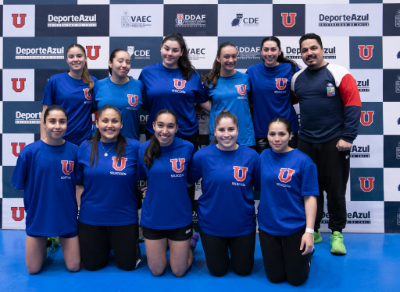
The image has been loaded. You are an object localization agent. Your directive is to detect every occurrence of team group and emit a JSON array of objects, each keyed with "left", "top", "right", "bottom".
[{"left": 11, "top": 32, "right": 362, "bottom": 286}]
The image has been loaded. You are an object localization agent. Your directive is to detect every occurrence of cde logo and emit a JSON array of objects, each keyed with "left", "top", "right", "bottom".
[
  {"left": 360, "top": 111, "right": 374, "bottom": 126},
  {"left": 173, "top": 79, "right": 186, "bottom": 90},
  {"left": 278, "top": 168, "right": 295, "bottom": 183},
  {"left": 128, "top": 95, "right": 139, "bottom": 107},
  {"left": 11, "top": 142, "right": 26, "bottom": 157},
  {"left": 359, "top": 45, "right": 374, "bottom": 60},
  {"left": 112, "top": 157, "right": 128, "bottom": 171},
  {"left": 275, "top": 78, "right": 288, "bottom": 90},
  {"left": 12, "top": 14, "right": 27, "bottom": 28},
  {"left": 170, "top": 158, "right": 185, "bottom": 173},
  {"left": 235, "top": 85, "right": 246, "bottom": 95},
  {"left": 86, "top": 46, "right": 101, "bottom": 60},
  {"left": 281, "top": 13, "right": 296, "bottom": 28},
  {"left": 12, "top": 78, "right": 26, "bottom": 93},
  {"left": 61, "top": 160, "right": 74, "bottom": 175},
  {"left": 11, "top": 207, "right": 25, "bottom": 221},
  {"left": 359, "top": 177, "right": 374, "bottom": 192},
  {"left": 82, "top": 88, "right": 92, "bottom": 101},
  {"left": 233, "top": 166, "right": 248, "bottom": 182}
]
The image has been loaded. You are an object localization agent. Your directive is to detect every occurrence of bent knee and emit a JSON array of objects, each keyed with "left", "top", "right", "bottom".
[
  {"left": 208, "top": 266, "right": 229, "bottom": 277},
  {"left": 27, "top": 265, "right": 42, "bottom": 275},
  {"left": 232, "top": 266, "right": 252, "bottom": 277},
  {"left": 287, "top": 275, "right": 308, "bottom": 286},
  {"left": 267, "top": 273, "right": 286, "bottom": 284},
  {"left": 149, "top": 266, "right": 165, "bottom": 277},
  {"left": 66, "top": 261, "right": 81, "bottom": 273}
]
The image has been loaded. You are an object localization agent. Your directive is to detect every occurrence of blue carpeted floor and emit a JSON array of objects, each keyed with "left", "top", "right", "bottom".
[{"left": 0, "top": 230, "right": 399, "bottom": 292}]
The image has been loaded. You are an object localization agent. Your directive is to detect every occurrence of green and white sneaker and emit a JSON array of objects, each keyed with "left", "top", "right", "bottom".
[
  {"left": 330, "top": 231, "right": 347, "bottom": 255},
  {"left": 314, "top": 230, "right": 322, "bottom": 244}
]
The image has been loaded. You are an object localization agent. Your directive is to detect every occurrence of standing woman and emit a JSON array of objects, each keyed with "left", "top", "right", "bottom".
[
  {"left": 188, "top": 110, "right": 260, "bottom": 277},
  {"left": 41, "top": 44, "right": 98, "bottom": 146},
  {"left": 202, "top": 42, "right": 255, "bottom": 147},
  {"left": 258, "top": 117, "right": 318, "bottom": 286},
  {"left": 12, "top": 105, "right": 80, "bottom": 274},
  {"left": 139, "top": 33, "right": 208, "bottom": 148},
  {"left": 137, "top": 109, "right": 196, "bottom": 277},
  {"left": 246, "top": 36, "right": 299, "bottom": 154},
  {"left": 76, "top": 105, "right": 142, "bottom": 271},
  {"left": 93, "top": 49, "right": 144, "bottom": 140}
]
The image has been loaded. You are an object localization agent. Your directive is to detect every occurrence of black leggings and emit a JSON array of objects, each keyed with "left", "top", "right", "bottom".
[
  {"left": 259, "top": 228, "right": 311, "bottom": 286},
  {"left": 78, "top": 221, "right": 141, "bottom": 271},
  {"left": 199, "top": 230, "right": 255, "bottom": 277}
]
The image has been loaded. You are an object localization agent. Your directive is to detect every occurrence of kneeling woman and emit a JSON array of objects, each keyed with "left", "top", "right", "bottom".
[
  {"left": 12, "top": 105, "right": 80, "bottom": 274},
  {"left": 76, "top": 105, "right": 142, "bottom": 271},
  {"left": 258, "top": 117, "right": 318, "bottom": 286},
  {"left": 188, "top": 111, "right": 261, "bottom": 276},
  {"left": 137, "top": 109, "right": 196, "bottom": 277}
]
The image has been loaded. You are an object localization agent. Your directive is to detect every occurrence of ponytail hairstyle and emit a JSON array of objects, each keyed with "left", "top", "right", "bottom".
[
  {"left": 66, "top": 44, "right": 94, "bottom": 91},
  {"left": 143, "top": 109, "right": 178, "bottom": 170},
  {"left": 161, "top": 33, "right": 195, "bottom": 80},
  {"left": 108, "top": 49, "right": 130, "bottom": 76},
  {"left": 211, "top": 110, "right": 239, "bottom": 144},
  {"left": 267, "top": 117, "right": 292, "bottom": 135},
  {"left": 43, "top": 105, "right": 68, "bottom": 124},
  {"left": 203, "top": 41, "right": 237, "bottom": 89},
  {"left": 261, "top": 36, "right": 300, "bottom": 74},
  {"left": 88, "top": 105, "right": 126, "bottom": 168}
]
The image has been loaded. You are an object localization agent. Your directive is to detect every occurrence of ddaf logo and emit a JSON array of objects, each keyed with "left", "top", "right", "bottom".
[
  {"left": 127, "top": 46, "right": 150, "bottom": 60},
  {"left": 351, "top": 145, "right": 370, "bottom": 158},
  {"left": 15, "top": 111, "right": 42, "bottom": 124},
  {"left": 11, "top": 142, "right": 26, "bottom": 157},
  {"left": 318, "top": 14, "right": 369, "bottom": 27},
  {"left": 357, "top": 79, "right": 370, "bottom": 92},
  {"left": 359, "top": 45, "right": 374, "bottom": 60},
  {"left": 281, "top": 13, "right": 296, "bottom": 28},
  {"left": 86, "top": 46, "right": 100, "bottom": 60},
  {"left": 359, "top": 177, "right": 374, "bottom": 192},
  {"left": 360, "top": 111, "right": 374, "bottom": 126},
  {"left": 15, "top": 47, "right": 64, "bottom": 59},
  {"left": 175, "top": 14, "right": 206, "bottom": 28},
  {"left": 12, "top": 78, "right": 26, "bottom": 92},
  {"left": 11, "top": 207, "right": 25, "bottom": 221},
  {"left": 121, "top": 11, "right": 152, "bottom": 28},
  {"left": 12, "top": 14, "right": 27, "bottom": 28},
  {"left": 236, "top": 46, "right": 260, "bottom": 60},
  {"left": 47, "top": 14, "right": 97, "bottom": 27}
]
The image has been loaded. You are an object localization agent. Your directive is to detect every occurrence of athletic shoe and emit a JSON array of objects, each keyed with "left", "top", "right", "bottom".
[
  {"left": 330, "top": 231, "right": 347, "bottom": 255},
  {"left": 47, "top": 237, "right": 60, "bottom": 252},
  {"left": 314, "top": 230, "right": 322, "bottom": 244},
  {"left": 190, "top": 233, "right": 199, "bottom": 251}
]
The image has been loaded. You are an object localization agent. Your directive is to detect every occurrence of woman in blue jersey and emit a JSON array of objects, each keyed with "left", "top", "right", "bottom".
[
  {"left": 201, "top": 42, "right": 255, "bottom": 147},
  {"left": 12, "top": 105, "right": 80, "bottom": 274},
  {"left": 258, "top": 117, "right": 318, "bottom": 286},
  {"left": 92, "top": 49, "right": 144, "bottom": 140},
  {"left": 76, "top": 105, "right": 142, "bottom": 271},
  {"left": 246, "top": 36, "right": 300, "bottom": 154},
  {"left": 188, "top": 110, "right": 260, "bottom": 277},
  {"left": 41, "top": 44, "right": 98, "bottom": 146},
  {"left": 137, "top": 109, "right": 196, "bottom": 277},
  {"left": 139, "top": 33, "right": 208, "bottom": 149}
]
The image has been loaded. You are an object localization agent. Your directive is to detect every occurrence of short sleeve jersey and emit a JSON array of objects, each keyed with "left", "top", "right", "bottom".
[
  {"left": 258, "top": 149, "right": 319, "bottom": 236},
  {"left": 139, "top": 63, "right": 208, "bottom": 137},
  {"left": 205, "top": 71, "right": 255, "bottom": 147},
  {"left": 42, "top": 72, "right": 98, "bottom": 145},
  {"left": 76, "top": 138, "right": 141, "bottom": 226},
  {"left": 11, "top": 140, "right": 79, "bottom": 237},
  {"left": 188, "top": 144, "right": 260, "bottom": 237},
  {"left": 92, "top": 77, "right": 144, "bottom": 140},
  {"left": 137, "top": 138, "right": 196, "bottom": 229}
]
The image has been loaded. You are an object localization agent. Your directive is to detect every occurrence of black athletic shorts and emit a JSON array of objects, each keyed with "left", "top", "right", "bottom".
[{"left": 142, "top": 223, "right": 193, "bottom": 241}]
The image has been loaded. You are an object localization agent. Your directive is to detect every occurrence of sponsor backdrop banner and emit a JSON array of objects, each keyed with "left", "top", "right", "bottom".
[{"left": 0, "top": 1, "right": 399, "bottom": 233}]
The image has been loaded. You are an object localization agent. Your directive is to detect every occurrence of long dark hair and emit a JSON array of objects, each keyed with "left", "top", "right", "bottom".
[
  {"left": 108, "top": 49, "right": 130, "bottom": 75},
  {"left": 211, "top": 110, "right": 239, "bottom": 144},
  {"left": 143, "top": 109, "right": 178, "bottom": 170},
  {"left": 267, "top": 117, "right": 292, "bottom": 135},
  {"left": 66, "top": 44, "right": 94, "bottom": 91},
  {"left": 203, "top": 41, "right": 237, "bottom": 89},
  {"left": 43, "top": 105, "right": 68, "bottom": 123},
  {"left": 89, "top": 105, "right": 126, "bottom": 168},
  {"left": 162, "top": 33, "right": 195, "bottom": 80},
  {"left": 261, "top": 36, "right": 299, "bottom": 73}
]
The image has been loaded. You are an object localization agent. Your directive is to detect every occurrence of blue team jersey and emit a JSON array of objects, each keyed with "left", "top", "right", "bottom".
[
  {"left": 205, "top": 71, "right": 255, "bottom": 147},
  {"left": 188, "top": 144, "right": 260, "bottom": 237},
  {"left": 139, "top": 62, "right": 208, "bottom": 138},
  {"left": 137, "top": 138, "right": 196, "bottom": 229},
  {"left": 258, "top": 149, "right": 319, "bottom": 236},
  {"left": 76, "top": 138, "right": 141, "bottom": 226},
  {"left": 246, "top": 63, "right": 299, "bottom": 138},
  {"left": 11, "top": 140, "right": 79, "bottom": 237},
  {"left": 92, "top": 77, "right": 144, "bottom": 140},
  {"left": 42, "top": 72, "right": 98, "bottom": 145}
]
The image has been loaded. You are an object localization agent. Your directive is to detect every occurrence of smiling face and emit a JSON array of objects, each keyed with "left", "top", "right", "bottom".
[
  {"left": 109, "top": 51, "right": 131, "bottom": 79},
  {"left": 160, "top": 40, "right": 183, "bottom": 69},
  {"left": 216, "top": 46, "right": 237, "bottom": 75},
  {"left": 267, "top": 122, "right": 293, "bottom": 153},
  {"left": 214, "top": 117, "right": 239, "bottom": 151},
  {"left": 261, "top": 40, "right": 281, "bottom": 68},
  {"left": 44, "top": 110, "right": 68, "bottom": 144},
  {"left": 96, "top": 109, "right": 123, "bottom": 143},
  {"left": 153, "top": 113, "right": 178, "bottom": 147},
  {"left": 66, "top": 46, "right": 87, "bottom": 74},
  {"left": 300, "top": 39, "right": 326, "bottom": 70}
]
